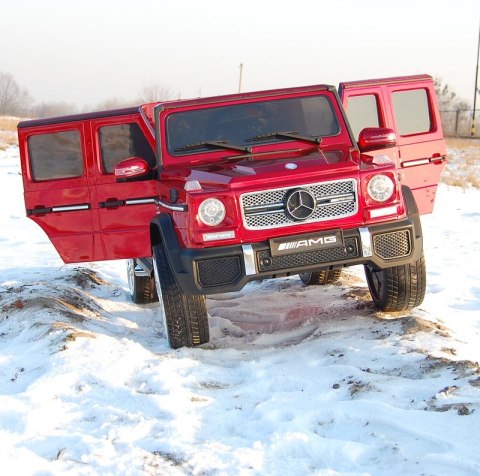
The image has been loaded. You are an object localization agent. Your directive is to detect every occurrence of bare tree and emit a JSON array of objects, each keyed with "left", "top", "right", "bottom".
[
  {"left": 88, "top": 97, "right": 138, "bottom": 112},
  {"left": 31, "top": 101, "right": 78, "bottom": 119},
  {"left": 0, "top": 71, "right": 32, "bottom": 116},
  {"left": 434, "top": 77, "right": 468, "bottom": 111},
  {"left": 138, "top": 82, "right": 173, "bottom": 103}
]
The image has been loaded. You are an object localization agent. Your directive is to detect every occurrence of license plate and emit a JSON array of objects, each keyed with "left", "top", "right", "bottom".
[{"left": 270, "top": 230, "right": 343, "bottom": 257}]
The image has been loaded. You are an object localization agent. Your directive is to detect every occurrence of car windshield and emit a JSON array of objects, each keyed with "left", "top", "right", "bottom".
[{"left": 166, "top": 95, "right": 340, "bottom": 155}]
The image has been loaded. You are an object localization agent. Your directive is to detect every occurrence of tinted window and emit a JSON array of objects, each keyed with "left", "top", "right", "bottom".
[
  {"left": 167, "top": 95, "right": 340, "bottom": 155},
  {"left": 346, "top": 94, "right": 380, "bottom": 140},
  {"left": 99, "top": 123, "right": 156, "bottom": 173},
  {"left": 392, "top": 89, "right": 431, "bottom": 135},
  {"left": 28, "top": 130, "right": 83, "bottom": 181}
]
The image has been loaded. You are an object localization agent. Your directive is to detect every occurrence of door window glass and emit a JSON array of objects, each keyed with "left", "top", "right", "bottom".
[
  {"left": 346, "top": 94, "right": 380, "bottom": 140},
  {"left": 392, "top": 89, "right": 431, "bottom": 135},
  {"left": 28, "top": 130, "right": 83, "bottom": 181},
  {"left": 99, "top": 123, "right": 156, "bottom": 173}
]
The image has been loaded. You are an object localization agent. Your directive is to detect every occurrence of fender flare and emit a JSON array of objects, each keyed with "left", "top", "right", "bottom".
[
  {"left": 150, "top": 213, "right": 188, "bottom": 276},
  {"left": 401, "top": 185, "right": 422, "bottom": 240}
]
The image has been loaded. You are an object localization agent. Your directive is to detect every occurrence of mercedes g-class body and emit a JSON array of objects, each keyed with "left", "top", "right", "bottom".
[{"left": 18, "top": 74, "right": 446, "bottom": 348}]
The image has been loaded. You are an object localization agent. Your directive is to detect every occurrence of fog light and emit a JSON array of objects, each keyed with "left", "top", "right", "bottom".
[{"left": 261, "top": 257, "right": 272, "bottom": 267}]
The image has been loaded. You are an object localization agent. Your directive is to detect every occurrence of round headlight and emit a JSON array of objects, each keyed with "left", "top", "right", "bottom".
[
  {"left": 198, "top": 198, "right": 226, "bottom": 226},
  {"left": 367, "top": 175, "right": 394, "bottom": 202}
]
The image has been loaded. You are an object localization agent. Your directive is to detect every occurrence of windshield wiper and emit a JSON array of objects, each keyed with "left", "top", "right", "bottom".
[
  {"left": 246, "top": 131, "right": 322, "bottom": 145},
  {"left": 174, "top": 140, "right": 252, "bottom": 153}
]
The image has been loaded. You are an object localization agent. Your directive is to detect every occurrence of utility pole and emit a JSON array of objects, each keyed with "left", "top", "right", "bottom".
[
  {"left": 238, "top": 63, "right": 243, "bottom": 93},
  {"left": 472, "top": 20, "right": 480, "bottom": 136}
]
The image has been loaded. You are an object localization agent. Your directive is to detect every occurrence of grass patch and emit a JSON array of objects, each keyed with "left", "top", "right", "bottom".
[
  {"left": 0, "top": 116, "right": 22, "bottom": 150},
  {"left": 0, "top": 116, "right": 21, "bottom": 132},
  {"left": 443, "top": 137, "right": 480, "bottom": 188}
]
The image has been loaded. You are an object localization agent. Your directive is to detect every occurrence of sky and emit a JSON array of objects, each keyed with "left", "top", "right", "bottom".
[{"left": 1, "top": 0, "right": 479, "bottom": 108}]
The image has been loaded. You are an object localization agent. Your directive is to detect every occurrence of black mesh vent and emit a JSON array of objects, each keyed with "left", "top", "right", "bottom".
[
  {"left": 257, "top": 237, "right": 358, "bottom": 272},
  {"left": 373, "top": 230, "right": 411, "bottom": 260},
  {"left": 197, "top": 256, "right": 242, "bottom": 287}
]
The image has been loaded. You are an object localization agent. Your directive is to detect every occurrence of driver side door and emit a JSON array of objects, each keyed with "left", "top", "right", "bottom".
[{"left": 90, "top": 115, "right": 159, "bottom": 260}]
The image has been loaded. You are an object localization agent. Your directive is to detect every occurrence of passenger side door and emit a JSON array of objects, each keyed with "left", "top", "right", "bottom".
[{"left": 339, "top": 75, "right": 446, "bottom": 214}]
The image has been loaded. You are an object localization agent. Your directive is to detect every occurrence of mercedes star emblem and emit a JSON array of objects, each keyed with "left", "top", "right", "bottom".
[{"left": 285, "top": 188, "right": 316, "bottom": 220}]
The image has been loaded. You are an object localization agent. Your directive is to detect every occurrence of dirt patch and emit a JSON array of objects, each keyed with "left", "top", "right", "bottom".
[
  {"left": 349, "top": 380, "right": 375, "bottom": 397},
  {"left": 52, "top": 322, "right": 96, "bottom": 342},
  {"left": 1, "top": 284, "right": 103, "bottom": 323},
  {"left": 401, "top": 316, "right": 450, "bottom": 337},
  {"left": 420, "top": 355, "right": 480, "bottom": 378},
  {"left": 426, "top": 401, "right": 473, "bottom": 415},
  {"left": 67, "top": 268, "right": 108, "bottom": 289},
  {"left": 342, "top": 286, "right": 375, "bottom": 312}
]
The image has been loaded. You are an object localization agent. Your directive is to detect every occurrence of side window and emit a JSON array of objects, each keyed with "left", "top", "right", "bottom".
[
  {"left": 28, "top": 130, "right": 83, "bottom": 181},
  {"left": 392, "top": 89, "right": 431, "bottom": 136},
  {"left": 346, "top": 94, "right": 381, "bottom": 140},
  {"left": 99, "top": 123, "right": 156, "bottom": 173}
]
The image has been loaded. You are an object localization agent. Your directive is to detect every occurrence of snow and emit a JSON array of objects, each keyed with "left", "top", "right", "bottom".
[{"left": 1, "top": 143, "right": 480, "bottom": 475}]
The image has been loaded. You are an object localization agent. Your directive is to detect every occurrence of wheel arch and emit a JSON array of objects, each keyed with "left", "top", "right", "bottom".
[{"left": 150, "top": 213, "right": 177, "bottom": 247}]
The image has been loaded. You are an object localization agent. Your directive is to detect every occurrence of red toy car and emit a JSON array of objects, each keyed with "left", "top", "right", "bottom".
[{"left": 18, "top": 74, "right": 446, "bottom": 348}]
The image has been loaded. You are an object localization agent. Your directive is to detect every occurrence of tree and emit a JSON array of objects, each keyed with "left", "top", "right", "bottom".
[
  {"left": 0, "top": 71, "right": 32, "bottom": 116},
  {"left": 89, "top": 97, "right": 138, "bottom": 112},
  {"left": 138, "top": 82, "right": 173, "bottom": 103},
  {"left": 32, "top": 101, "right": 78, "bottom": 118},
  {"left": 434, "top": 77, "right": 468, "bottom": 111}
]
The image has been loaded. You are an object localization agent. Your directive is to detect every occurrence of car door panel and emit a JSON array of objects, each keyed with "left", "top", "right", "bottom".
[
  {"left": 90, "top": 116, "right": 159, "bottom": 260},
  {"left": 340, "top": 75, "right": 446, "bottom": 215}
]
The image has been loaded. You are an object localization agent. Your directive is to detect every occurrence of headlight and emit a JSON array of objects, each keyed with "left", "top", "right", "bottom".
[
  {"left": 198, "top": 198, "right": 226, "bottom": 226},
  {"left": 367, "top": 175, "right": 394, "bottom": 202}
]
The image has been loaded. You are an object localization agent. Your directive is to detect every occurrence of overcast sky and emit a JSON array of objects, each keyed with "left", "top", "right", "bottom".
[{"left": 1, "top": 0, "right": 479, "bottom": 108}]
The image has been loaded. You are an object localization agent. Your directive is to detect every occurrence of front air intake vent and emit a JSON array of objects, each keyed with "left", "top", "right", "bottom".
[
  {"left": 373, "top": 230, "right": 411, "bottom": 260},
  {"left": 240, "top": 179, "right": 357, "bottom": 230}
]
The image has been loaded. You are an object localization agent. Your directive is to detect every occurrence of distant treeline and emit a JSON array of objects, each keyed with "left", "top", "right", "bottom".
[{"left": 0, "top": 71, "right": 174, "bottom": 118}]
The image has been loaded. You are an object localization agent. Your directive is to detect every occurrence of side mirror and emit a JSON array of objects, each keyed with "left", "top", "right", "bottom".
[
  {"left": 114, "top": 157, "right": 151, "bottom": 180},
  {"left": 358, "top": 127, "right": 396, "bottom": 152}
]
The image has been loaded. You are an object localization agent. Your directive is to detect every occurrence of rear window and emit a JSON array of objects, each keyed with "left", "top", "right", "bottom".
[
  {"left": 392, "top": 89, "right": 431, "bottom": 135},
  {"left": 28, "top": 130, "right": 83, "bottom": 181}
]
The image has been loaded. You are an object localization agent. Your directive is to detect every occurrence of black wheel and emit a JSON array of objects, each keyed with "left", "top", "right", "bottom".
[
  {"left": 127, "top": 259, "right": 157, "bottom": 304},
  {"left": 152, "top": 243, "right": 209, "bottom": 349},
  {"left": 364, "top": 253, "right": 426, "bottom": 312},
  {"left": 300, "top": 269, "right": 342, "bottom": 286}
]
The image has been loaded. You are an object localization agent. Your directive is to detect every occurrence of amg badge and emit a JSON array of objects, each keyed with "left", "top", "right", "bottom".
[{"left": 270, "top": 230, "right": 343, "bottom": 256}]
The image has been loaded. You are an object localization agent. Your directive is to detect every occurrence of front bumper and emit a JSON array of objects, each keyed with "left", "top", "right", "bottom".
[{"left": 164, "top": 209, "right": 423, "bottom": 296}]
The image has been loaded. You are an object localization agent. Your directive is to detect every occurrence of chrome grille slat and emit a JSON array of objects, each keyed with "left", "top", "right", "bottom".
[{"left": 240, "top": 179, "right": 357, "bottom": 230}]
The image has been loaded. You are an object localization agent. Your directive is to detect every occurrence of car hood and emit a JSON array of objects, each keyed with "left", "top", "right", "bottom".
[{"left": 161, "top": 147, "right": 358, "bottom": 191}]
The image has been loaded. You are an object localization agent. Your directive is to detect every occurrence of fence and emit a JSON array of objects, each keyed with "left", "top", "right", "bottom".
[{"left": 440, "top": 109, "right": 480, "bottom": 137}]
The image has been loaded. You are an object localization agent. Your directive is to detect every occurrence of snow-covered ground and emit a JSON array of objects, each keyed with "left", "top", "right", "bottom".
[{"left": 1, "top": 143, "right": 480, "bottom": 475}]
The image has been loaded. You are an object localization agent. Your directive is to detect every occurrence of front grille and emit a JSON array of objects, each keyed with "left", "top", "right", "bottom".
[
  {"left": 197, "top": 257, "right": 241, "bottom": 287},
  {"left": 257, "top": 237, "right": 359, "bottom": 272},
  {"left": 240, "top": 179, "right": 357, "bottom": 230},
  {"left": 373, "top": 230, "right": 411, "bottom": 260}
]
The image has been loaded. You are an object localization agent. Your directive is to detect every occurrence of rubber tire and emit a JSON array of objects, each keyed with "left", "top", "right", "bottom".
[
  {"left": 300, "top": 269, "right": 342, "bottom": 286},
  {"left": 152, "top": 243, "right": 209, "bottom": 349},
  {"left": 127, "top": 259, "right": 157, "bottom": 304},
  {"left": 364, "top": 252, "right": 426, "bottom": 312}
]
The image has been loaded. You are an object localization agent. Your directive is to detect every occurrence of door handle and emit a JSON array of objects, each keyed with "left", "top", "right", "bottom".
[{"left": 99, "top": 198, "right": 126, "bottom": 209}]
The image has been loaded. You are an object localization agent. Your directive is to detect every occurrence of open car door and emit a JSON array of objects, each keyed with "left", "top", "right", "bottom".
[{"left": 339, "top": 74, "right": 446, "bottom": 215}]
